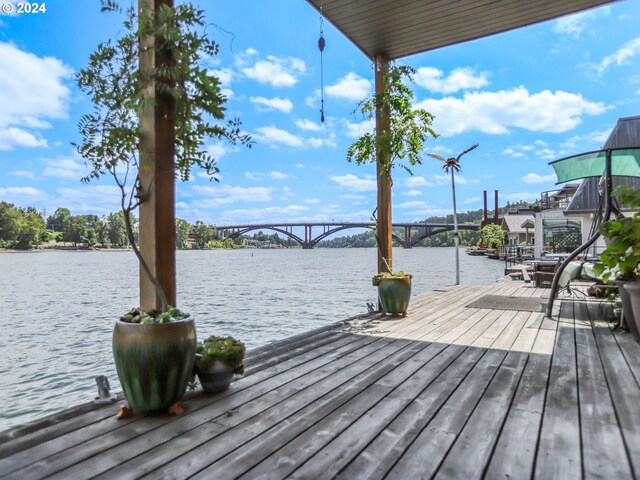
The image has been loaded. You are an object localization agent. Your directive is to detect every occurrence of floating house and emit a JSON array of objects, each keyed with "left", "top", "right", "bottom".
[{"left": 533, "top": 115, "right": 640, "bottom": 258}]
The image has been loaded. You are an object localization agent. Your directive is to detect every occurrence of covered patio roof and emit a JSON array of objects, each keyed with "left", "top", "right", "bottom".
[{"left": 305, "top": 0, "right": 616, "bottom": 60}]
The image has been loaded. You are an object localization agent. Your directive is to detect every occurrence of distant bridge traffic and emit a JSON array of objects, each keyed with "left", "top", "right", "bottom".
[{"left": 216, "top": 222, "right": 480, "bottom": 249}]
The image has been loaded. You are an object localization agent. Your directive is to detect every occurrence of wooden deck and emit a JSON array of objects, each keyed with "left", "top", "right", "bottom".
[{"left": 1, "top": 280, "right": 640, "bottom": 479}]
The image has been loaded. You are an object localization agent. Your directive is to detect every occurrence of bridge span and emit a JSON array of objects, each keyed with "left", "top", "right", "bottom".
[{"left": 215, "top": 222, "right": 480, "bottom": 249}]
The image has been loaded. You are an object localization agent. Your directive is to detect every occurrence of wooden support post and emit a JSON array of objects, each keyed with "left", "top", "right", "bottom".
[
  {"left": 375, "top": 56, "right": 392, "bottom": 274},
  {"left": 138, "top": 0, "right": 177, "bottom": 310}
]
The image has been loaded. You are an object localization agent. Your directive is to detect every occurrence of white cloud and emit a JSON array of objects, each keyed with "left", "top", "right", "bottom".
[
  {"left": 242, "top": 55, "right": 305, "bottom": 88},
  {"left": 253, "top": 125, "right": 334, "bottom": 149},
  {"left": 304, "top": 198, "right": 320, "bottom": 204},
  {"left": 522, "top": 173, "right": 557, "bottom": 184},
  {"left": 308, "top": 133, "right": 337, "bottom": 148},
  {"left": 536, "top": 148, "right": 559, "bottom": 160},
  {"left": 553, "top": 7, "right": 610, "bottom": 38},
  {"left": 250, "top": 96, "right": 293, "bottom": 113},
  {"left": 330, "top": 174, "right": 376, "bottom": 192},
  {"left": 209, "top": 67, "right": 234, "bottom": 85},
  {"left": 192, "top": 184, "right": 273, "bottom": 206},
  {"left": 406, "top": 176, "right": 433, "bottom": 188},
  {"left": 0, "top": 186, "right": 48, "bottom": 204},
  {"left": 294, "top": 163, "right": 305, "bottom": 169},
  {"left": 403, "top": 189, "right": 422, "bottom": 196},
  {"left": 279, "top": 186, "right": 294, "bottom": 199},
  {"left": 221, "top": 204, "right": 309, "bottom": 223},
  {"left": 254, "top": 125, "right": 304, "bottom": 148},
  {"left": 344, "top": 119, "right": 375, "bottom": 138},
  {"left": 304, "top": 90, "right": 321, "bottom": 108},
  {"left": 295, "top": 119, "right": 323, "bottom": 131},
  {"left": 501, "top": 192, "right": 541, "bottom": 202},
  {"left": 463, "top": 196, "right": 482, "bottom": 204},
  {"left": 414, "top": 66, "right": 489, "bottom": 94},
  {"left": 0, "top": 43, "right": 72, "bottom": 150},
  {"left": 10, "top": 170, "right": 35, "bottom": 180},
  {"left": 326, "top": 72, "right": 372, "bottom": 101},
  {"left": 561, "top": 129, "right": 611, "bottom": 149},
  {"left": 208, "top": 67, "right": 235, "bottom": 98},
  {"left": 244, "top": 172, "right": 262, "bottom": 181},
  {"left": 502, "top": 147, "right": 525, "bottom": 158},
  {"left": 397, "top": 201, "right": 428, "bottom": 209},
  {"left": 270, "top": 171, "right": 289, "bottom": 179},
  {"left": 596, "top": 37, "right": 640, "bottom": 74},
  {"left": 53, "top": 185, "right": 122, "bottom": 215},
  {"left": 434, "top": 174, "right": 478, "bottom": 185},
  {"left": 42, "top": 157, "right": 88, "bottom": 180},
  {"left": 339, "top": 194, "right": 367, "bottom": 200},
  {"left": 207, "top": 141, "right": 237, "bottom": 161},
  {"left": 416, "top": 86, "right": 608, "bottom": 136},
  {"left": 0, "top": 127, "right": 47, "bottom": 150}
]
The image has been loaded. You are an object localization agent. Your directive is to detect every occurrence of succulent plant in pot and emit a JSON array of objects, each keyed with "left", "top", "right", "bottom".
[
  {"left": 194, "top": 336, "right": 246, "bottom": 393},
  {"left": 75, "top": 1, "right": 251, "bottom": 415},
  {"left": 594, "top": 186, "right": 640, "bottom": 339}
]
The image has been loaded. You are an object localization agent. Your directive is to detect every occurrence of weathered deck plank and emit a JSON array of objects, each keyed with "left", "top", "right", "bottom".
[
  {"left": 2, "top": 281, "right": 639, "bottom": 480},
  {"left": 435, "top": 350, "right": 529, "bottom": 479},
  {"left": 574, "top": 301, "right": 632, "bottom": 479},
  {"left": 590, "top": 303, "right": 640, "bottom": 474},
  {"left": 534, "top": 301, "right": 581, "bottom": 480},
  {"left": 93, "top": 337, "right": 423, "bottom": 480}
]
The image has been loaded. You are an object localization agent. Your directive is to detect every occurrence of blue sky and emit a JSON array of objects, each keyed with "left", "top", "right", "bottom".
[{"left": 0, "top": 1, "right": 639, "bottom": 226}]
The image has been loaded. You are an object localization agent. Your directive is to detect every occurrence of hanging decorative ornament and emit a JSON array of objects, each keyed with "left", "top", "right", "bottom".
[{"left": 318, "top": 14, "right": 326, "bottom": 123}]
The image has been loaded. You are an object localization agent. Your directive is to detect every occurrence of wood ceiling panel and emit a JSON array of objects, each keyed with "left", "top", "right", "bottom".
[{"left": 306, "top": 0, "right": 618, "bottom": 59}]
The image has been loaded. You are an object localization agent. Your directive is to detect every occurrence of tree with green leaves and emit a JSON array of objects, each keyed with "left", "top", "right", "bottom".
[
  {"left": 0, "top": 203, "right": 47, "bottom": 249},
  {"left": 347, "top": 64, "right": 437, "bottom": 273},
  {"left": 74, "top": 1, "right": 252, "bottom": 311},
  {"left": 347, "top": 65, "right": 437, "bottom": 176},
  {"left": 47, "top": 207, "right": 71, "bottom": 234},
  {"left": 175, "top": 218, "right": 191, "bottom": 249},
  {"left": 106, "top": 212, "right": 129, "bottom": 247},
  {"left": 191, "top": 221, "right": 215, "bottom": 249},
  {"left": 480, "top": 223, "right": 506, "bottom": 249}
]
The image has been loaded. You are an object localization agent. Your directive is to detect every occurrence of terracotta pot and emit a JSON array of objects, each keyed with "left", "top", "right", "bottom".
[
  {"left": 621, "top": 281, "right": 640, "bottom": 341},
  {"left": 113, "top": 318, "right": 197, "bottom": 412},
  {"left": 378, "top": 276, "right": 412, "bottom": 316},
  {"left": 196, "top": 359, "right": 234, "bottom": 393}
]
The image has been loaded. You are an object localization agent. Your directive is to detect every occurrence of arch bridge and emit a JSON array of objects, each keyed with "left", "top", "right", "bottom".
[{"left": 215, "top": 222, "right": 480, "bottom": 249}]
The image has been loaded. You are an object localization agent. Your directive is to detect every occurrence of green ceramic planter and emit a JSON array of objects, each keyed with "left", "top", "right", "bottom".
[
  {"left": 113, "top": 318, "right": 197, "bottom": 412},
  {"left": 378, "top": 276, "right": 412, "bottom": 316}
]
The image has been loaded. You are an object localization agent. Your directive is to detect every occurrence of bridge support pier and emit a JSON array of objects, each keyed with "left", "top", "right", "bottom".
[{"left": 402, "top": 226, "right": 412, "bottom": 249}]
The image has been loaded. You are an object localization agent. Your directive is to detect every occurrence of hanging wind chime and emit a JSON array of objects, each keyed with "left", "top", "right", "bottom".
[{"left": 318, "top": 12, "right": 326, "bottom": 123}]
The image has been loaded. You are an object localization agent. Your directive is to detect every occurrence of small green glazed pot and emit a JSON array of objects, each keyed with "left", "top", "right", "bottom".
[
  {"left": 196, "top": 360, "right": 234, "bottom": 393},
  {"left": 378, "top": 276, "right": 412, "bottom": 316},
  {"left": 113, "top": 318, "right": 197, "bottom": 412}
]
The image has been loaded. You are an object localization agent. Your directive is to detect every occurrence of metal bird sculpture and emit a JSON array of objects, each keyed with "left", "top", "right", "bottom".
[{"left": 427, "top": 143, "right": 479, "bottom": 173}]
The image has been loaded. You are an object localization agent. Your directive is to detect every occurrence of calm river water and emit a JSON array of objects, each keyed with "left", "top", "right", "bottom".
[{"left": 0, "top": 247, "right": 504, "bottom": 430}]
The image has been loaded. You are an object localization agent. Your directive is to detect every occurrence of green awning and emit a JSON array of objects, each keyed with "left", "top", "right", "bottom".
[{"left": 550, "top": 148, "right": 640, "bottom": 184}]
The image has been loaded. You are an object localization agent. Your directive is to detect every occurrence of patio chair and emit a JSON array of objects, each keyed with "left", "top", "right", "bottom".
[
  {"left": 555, "top": 261, "right": 586, "bottom": 297},
  {"left": 534, "top": 259, "right": 560, "bottom": 288}
]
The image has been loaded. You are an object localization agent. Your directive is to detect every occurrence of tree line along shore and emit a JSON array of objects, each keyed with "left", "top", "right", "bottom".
[{"left": 0, "top": 201, "right": 524, "bottom": 251}]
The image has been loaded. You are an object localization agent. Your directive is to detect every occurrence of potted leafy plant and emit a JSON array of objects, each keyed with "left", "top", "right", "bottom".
[
  {"left": 194, "top": 335, "right": 246, "bottom": 393},
  {"left": 594, "top": 186, "right": 640, "bottom": 339},
  {"left": 75, "top": 1, "right": 251, "bottom": 415},
  {"left": 347, "top": 64, "right": 436, "bottom": 315}
]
